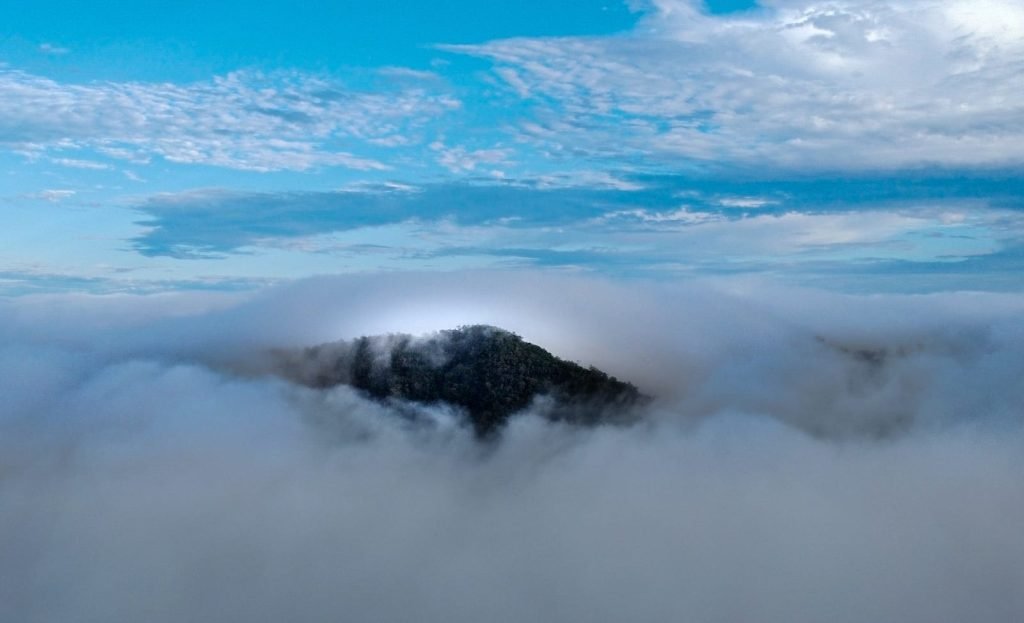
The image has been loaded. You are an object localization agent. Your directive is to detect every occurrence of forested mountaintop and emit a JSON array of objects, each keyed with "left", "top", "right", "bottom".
[{"left": 276, "top": 325, "right": 647, "bottom": 436}]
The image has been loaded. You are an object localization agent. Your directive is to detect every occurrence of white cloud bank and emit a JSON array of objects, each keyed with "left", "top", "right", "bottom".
[
  {"left": 1, "top": 273, "right": 1023, "bottom": 622},
  {"left": 454, "top": 0, "right": 1024, "bottom": 169}
]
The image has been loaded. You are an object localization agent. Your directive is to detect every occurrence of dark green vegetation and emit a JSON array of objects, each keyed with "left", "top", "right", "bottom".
[{"left": 282, "top": 325, "right": 647, "bottom": 436}]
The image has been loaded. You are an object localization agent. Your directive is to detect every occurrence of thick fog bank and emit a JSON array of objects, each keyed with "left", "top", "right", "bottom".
[{"left": 1, "top": 274, "right": 1023, "bottom": 622}]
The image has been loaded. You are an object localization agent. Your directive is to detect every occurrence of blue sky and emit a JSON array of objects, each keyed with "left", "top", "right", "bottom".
[{"left": 2, "top": 0, "right": 1023, "bottom": 294}]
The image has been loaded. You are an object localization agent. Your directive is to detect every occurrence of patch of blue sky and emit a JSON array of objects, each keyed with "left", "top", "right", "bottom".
[
  {"left": 703, "top": 0, "right": 759, "bottom": 13},
  {"left": 3, "top": 0, "right": 640, "bottom": 81},
  {"left": 0, "top": 200, "right": 142, "bottom": 270}
]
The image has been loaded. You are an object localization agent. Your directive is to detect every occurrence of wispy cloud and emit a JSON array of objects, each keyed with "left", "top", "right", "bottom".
[
  {"left": 38, "top": 42, "right": 70, "bottom": 55},
  {"left": 50, "top": 157, "right": 111, "bottom": 170},
  {"left": 29, "top": 189, "right": 76, "bottom": 202}
]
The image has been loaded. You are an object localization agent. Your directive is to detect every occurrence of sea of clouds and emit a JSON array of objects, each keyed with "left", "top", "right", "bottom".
[{"left": 2, "top": 272, "right": 1022, "bottom": 622}]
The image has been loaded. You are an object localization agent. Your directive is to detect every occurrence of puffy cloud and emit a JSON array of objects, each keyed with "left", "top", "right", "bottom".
[
  {"left": 1, "top": 273, "right": 1023, "bottom": 622},
  {"left": 452, "top": 0, "right": 1024, "bottom": 170}
]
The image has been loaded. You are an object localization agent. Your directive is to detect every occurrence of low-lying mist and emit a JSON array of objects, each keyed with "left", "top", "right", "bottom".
[{"left": 2, "top": 273, "right": 1022, "bottom": 623}]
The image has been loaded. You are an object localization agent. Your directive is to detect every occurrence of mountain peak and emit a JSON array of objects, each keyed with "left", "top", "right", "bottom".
[{"left": 275, "top": 325, "right": 647, "bottom": 436}]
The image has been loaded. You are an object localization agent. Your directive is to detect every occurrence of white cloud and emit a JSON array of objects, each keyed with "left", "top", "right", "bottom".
[
  {"left": 452, "top": 0, "right": 1024, "bottom": 170},
  {"left": 0, "top": 69, "right": 460, "bottom": 172},
  {"left": 50, "top": 157, "right": 111, "bottom": 170},
  {"left": 530, "top": 170, "right": 647, "bottom": 190},
  {"left": 718, "top": 197, "right": 777, "bottom": 209},
  {"left": 377, "top": 66, "right": 442, "bottom": 81},
  {"left": 595, "top": 206, "right": 722, "bottom": 225}
]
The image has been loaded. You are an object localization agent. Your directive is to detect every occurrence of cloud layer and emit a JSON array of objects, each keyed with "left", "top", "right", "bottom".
[
  {"left": 0, "top": 68, "right": 458, "bottom": 171},
  {"left": 2, "top": 273, "right": 1023, "bottom": 622}
]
